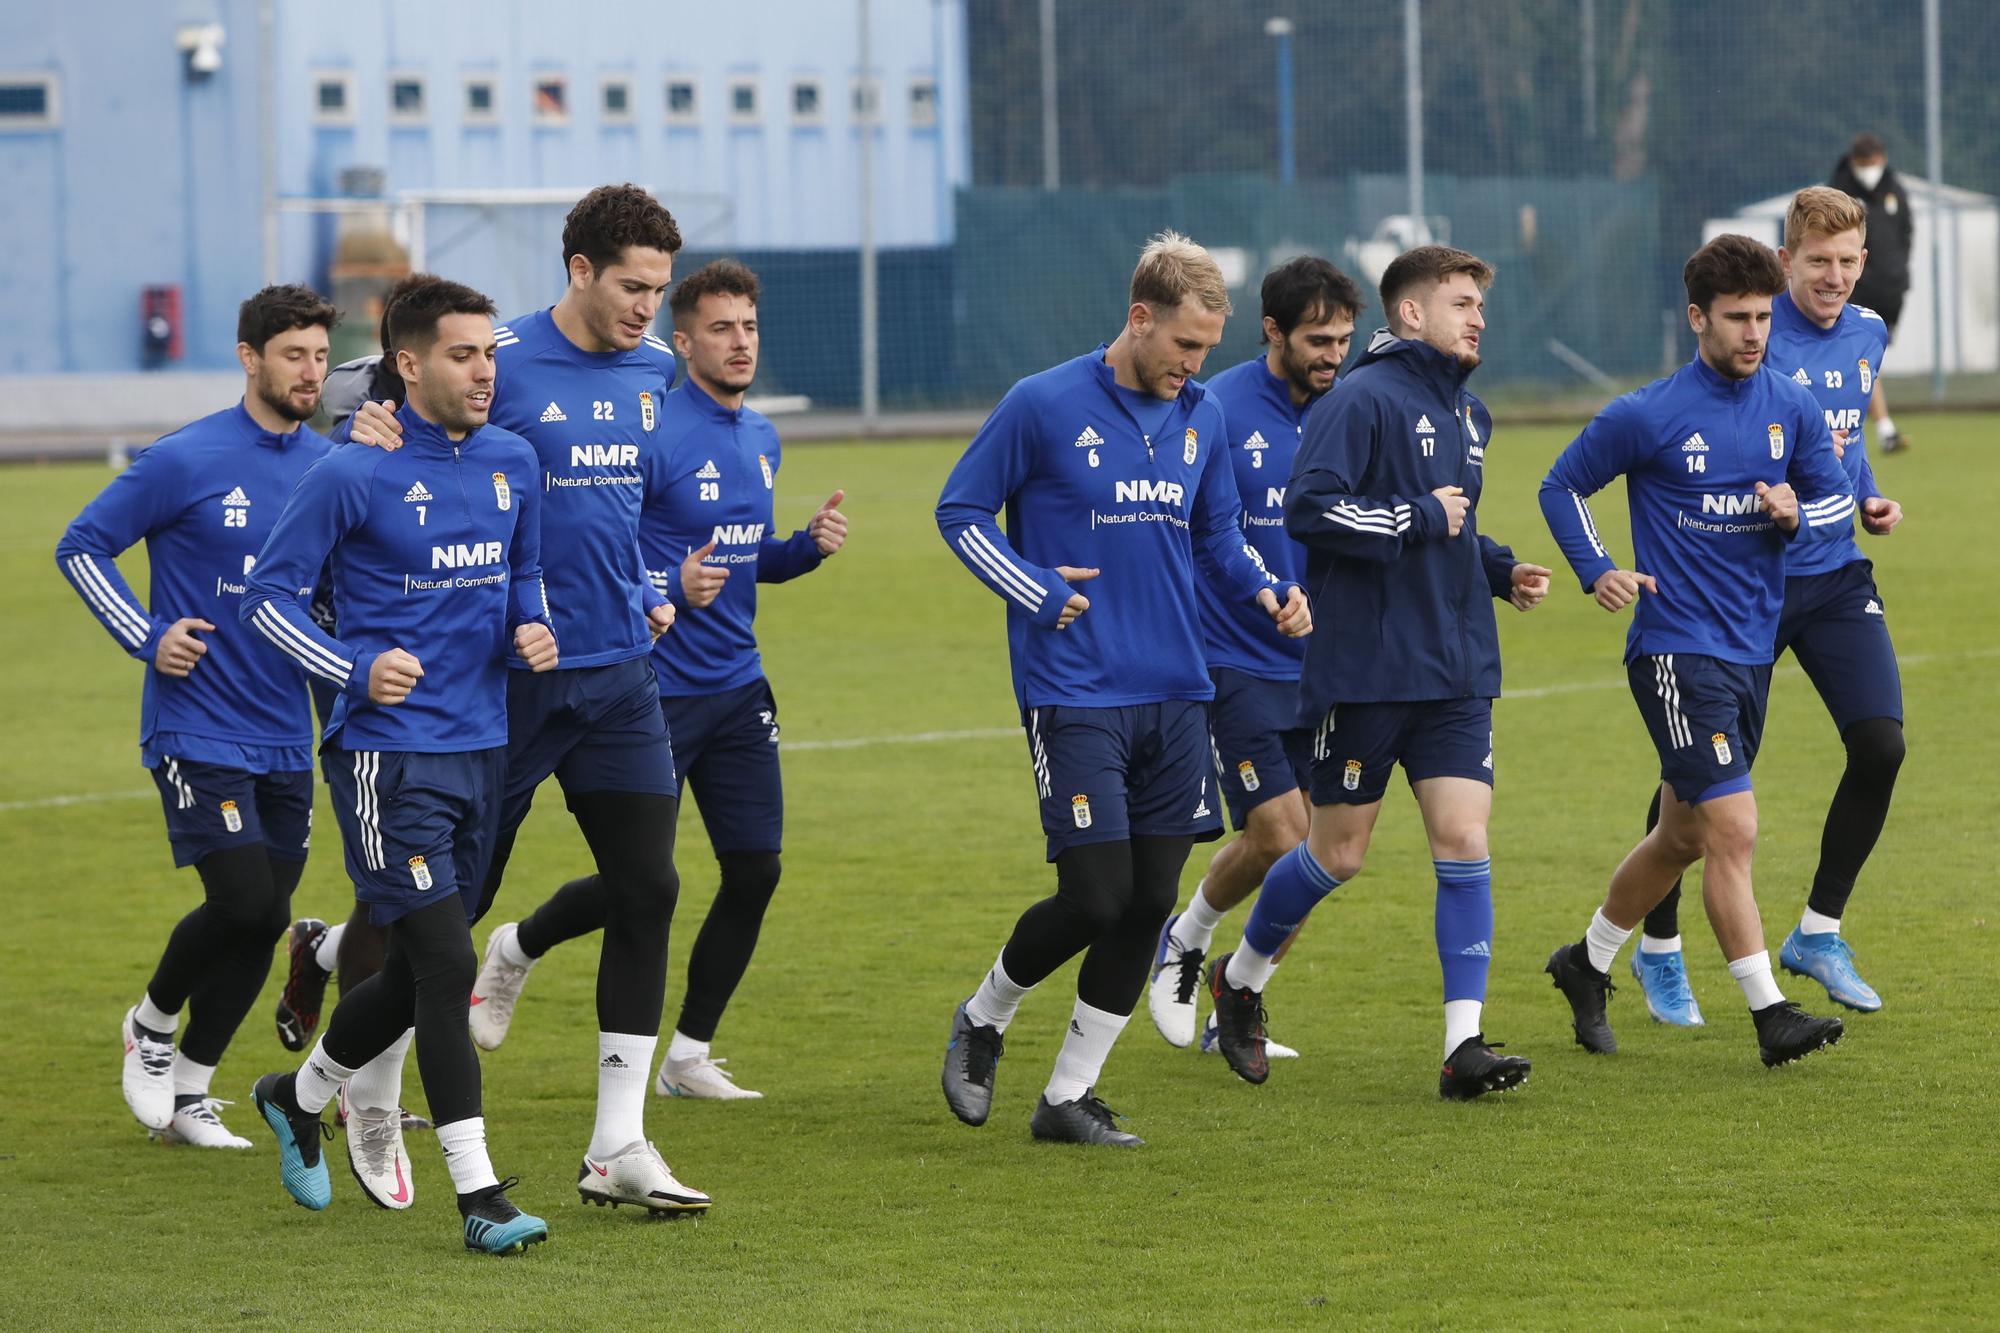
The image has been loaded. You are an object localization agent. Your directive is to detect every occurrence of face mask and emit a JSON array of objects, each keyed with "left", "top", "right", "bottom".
[{"left": 1853, "top": 162, "right": 1886, "bottom": 191}]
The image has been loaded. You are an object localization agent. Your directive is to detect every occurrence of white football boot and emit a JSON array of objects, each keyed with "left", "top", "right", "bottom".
[
  {"left": 345, "top": 1101, "right": 416, "bottom": 1209},
  {"left": 1146, "top": 914, "right": 1205, "bottom": 1048},
  {"left": 656, "top": 1052, "right": 763, "bottom": 1100},
  {"left": 120, "top": 1007, "right": 176, "bottom": 1131},
  {"left": 576, "top": 1140, "right": 712, "bottom": 1213},
  {"left": 1201, "top": 1012, "right": 1300, "bottom": 1059},
  {"left": 157, "top": 1098, "right": 253, "bottom": 1149},
  {"left": 468, "top": 922, "right": 534, "bottom": 1052}
]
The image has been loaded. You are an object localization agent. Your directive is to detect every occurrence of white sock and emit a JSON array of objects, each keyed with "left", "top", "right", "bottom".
[
  {"left": 1799, "top": 907, "right": 1841, "bottom": 936},
  {"left": 294, "top": 1038, "right": 359, "bottom": 1115},
  {"left": 496, "top": 922, "right": 534, "bottom": 969},
  {"left": 437, "top": 1116, "right": 499, "bottom": 1195},
  {"left": 1727, "top": 951, "right": 1785, "bottom": 1010},
  {"left": 589, "top": 1031, "right": 656, "bottom": 1159},
  {"left": 345, "top": 1028, "right": 412, "bottom": 1112},
  {"left": 1639, "top": 933, "right": 1683, "bottom": 955},
  {"left": 135, "top": 993, "right": 179, "bottom": 1035},
  {"left": 1584, "top": 908, "right": 1634, "bottom": 975},
  {"left": 665, "top": 1029, "right": 708, "bottom": 1064},
  {"left": 1878, "top": 414, "right": 1898, "bottom": 439},
  {"left": 1171, "top": 882, "right": 1229, "bottom": 953},
  {"left": 965, "top": 951, "right": 1032, "bottom": 1032},
  {"left": 1043, "top": 999, "right": 1129, "bottom": 1104},
  {"left": 172, "top": 1053, "right": 216, "bottom": 1101},
  {"left": 1224, "top": 940, "right": 1278, "bottom": 992},
  {"left": 314, "top": 922, "right": 345, "bottom": 972},
  {"left": 1443, "top": 999, "right": 1483, "bottom": 1058}
]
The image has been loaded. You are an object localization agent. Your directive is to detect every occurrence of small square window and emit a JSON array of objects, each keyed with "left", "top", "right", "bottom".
[
  {"left": 665, "top": 77, "right": 699, "bottom": 125},
  {"left": 389, "top": 75, "right": 425, "bottom": 122},
  {"left": 601, "top": 77, "right": 632, "bottom": 123},
  {"left": 791, "top": 78, "right": 822, "bottom": 125},
  {"left": 463, "top": 77, "right": 497, "bottom": 123},
  {"left": 851, "top": 77, "right": 881, "bottom": 124},
  {"left": 728, "top": 78, "right": 759, "bottom": 124},
  {"left": 533, "top": 76, "right": 568, "bottom": 124},
  {"left": 311, "top": 71, "right": 353, "bottom": 125},
  {"left": 0, "top": 75, "right": 59, "bottom": 129},
  {"left": 909, "top": 77, "right": 938, "bottom": 128}
]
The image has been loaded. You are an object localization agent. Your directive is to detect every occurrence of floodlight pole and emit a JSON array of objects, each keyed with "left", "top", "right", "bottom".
[
  {"left": 1267, "top": 17, "right": 1295, "bottom": 186},
  {"left": 1924, "top": 0, "right": 1944, "bottom": 404},
  {"left": 1040, "top": 0, "right": 1059, "bottom": 188},
  {"left": 859, "top": 0, "right": 880, "bottom": 427},
  {"left": 1404, "top": 0, "right": 1423, "bottom": 228},
  {"left": 259, "top": 0, "right": 277, "bottom": 284}
]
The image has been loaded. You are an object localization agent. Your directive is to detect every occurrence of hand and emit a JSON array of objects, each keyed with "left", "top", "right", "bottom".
[
  {"left": 646, "top": 601, "right": 676, "bottom": 642},
  {"left": 350, "top": 400, "right": 404, "bottom": 451},
  {"left": 1591, "top": 568, "right": 1657, "bottom": 613},
  {"left": 153, "top": 617, "right": 215, "bottom": 677},
  {"left": 1831, "top": 428, "right": 1850, "bottom": 461},
  {"left": 1258, "top": 585, "right": 1312, "bottom": 638},
  {"left": 1755, "top": 480, "right": 1799, "bottom": 533},
  {"left": 1431, "top": 485, "right": 1469, "bottom": 537},
  {"left": 514, "top": 622, "right": 558, "bottom": 671},
  {"left": 368, "top": 647, "right": 423, "bottom": 704},
  {"left": 680, "top": 540, "right": 730, "bottom": 608},
  {"left": 1861, "top": 496, "right": 1903, "bottom": 535},
  {"left": 1509, "top": 562, "right": 1553, "bottom": 611},
  {"left": 1052, "top": 565, "right": 1098, "bottom": 630},
  {"left": 809, "top": 489, "right": 848, "bottom": 556}
]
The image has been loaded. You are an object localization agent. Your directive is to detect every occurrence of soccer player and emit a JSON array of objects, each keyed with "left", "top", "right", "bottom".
[
  {"left": 463, "top": 259, "right": 847, "bottom": 1100},
  {"left": 342, "top": 186, "right": 708, "bottom": 1213},
  {"left": 1146, "top": 256, "right": 1362, "bottom": 1057},
  {"left": 935, "top": 232, "right": 1311, "bottom": 1147},
  {"left": 1539, "top": 234, "right": 1857, "bottom": 1068},
  {"left": 1204, "top": 246, "right": 1551, "bottom": 1101},
  {"left": 1626, "top": 189, "right": 1907, "bottom": 1023},
  {"left": 242, "top": 275, "right": 556, "bottom": 1252},
  {"left": 58, "top": 285, "right": 336, "bottom": 1149}
]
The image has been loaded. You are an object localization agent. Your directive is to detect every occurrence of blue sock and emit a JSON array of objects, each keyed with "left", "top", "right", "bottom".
[
  {"left": 1434, "top": 858, "right": 1493, "bottom": 1002},
  {"left": 1243, "top": 845, "right": 1341, "bottom": 957}
]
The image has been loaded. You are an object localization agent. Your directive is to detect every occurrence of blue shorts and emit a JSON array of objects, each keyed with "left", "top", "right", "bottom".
[
  {"left": 1626, "top": 654, "right": 1770, "bottom": 806},
  {"left": 1777, "top": 561, "right": 1903, "bottom": 732},
  {"left": 322, "top": 746, "right": 506, "bottom": 926},
  {"left": 664, "top": 677, "right": 783, "bottom": 854},
  {"left": 1207, "top": 668, "right": 1311, "bottom": 831},
  {"left": 1305, "top": 697, "right": 1494, "bottom": 806},
  {"left": 1024, "top": 700, "right": 1223, "bottom": 861},
  {"left": 148, "top": 757, "right": 313, "bottom": 869},
  {"left": 498, "top": 657, "right": 679, "bottom": 836}
]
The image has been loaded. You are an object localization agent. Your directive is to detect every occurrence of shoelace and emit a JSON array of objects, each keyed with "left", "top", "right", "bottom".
[
  {"left": 351, "top": 1106, "right": 399, "bottom": 1173},
  {"left": 679, "top": 1056, "right": 740, "bottom": 1084},
  {"left": 1172, "top": 948, "right": 1204, "bottom": 1005},
  {"left": 1654, "top": 956, "right": 1696, "bottom": 1006},
  {"left": 1217, "top": 985, "right": 1268, "bottom": 1040},
  {"left": 1078, "top": 1093, "right": 1125, "bottom": 1128},
  {"left": 480, "top": 961, "right": 528, "bottom": 1022},
  {"left": 466, "top": 1175, "right": 525, "bottom": 1222},
  {"left": 183, "top": 1097, "right": 235, "bottom": 1126},
  {"left": 134, "top": 1032, "right": 174, "bottom": 1079},
  {"left": 962, "top": 1024, "right": 1004, "bottom": 1084}
]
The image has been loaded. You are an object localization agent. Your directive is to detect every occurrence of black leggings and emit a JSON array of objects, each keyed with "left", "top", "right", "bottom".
[
  {"left": 998, "top": 836, "right": 1196, "bottom": 1016},
  {"left": 1642, "top": 717, "right": 1905, "bottom": 937},
  {"left": 317, "top": 897, "right": 481, "bottom": 1127},
  {"left": 147, "top": 846, "right": 301, "bottom": 1065},
  {"left": 486, "top": 790, "right": 680, "bottom": 1035},
  {"left": 336, "top": 902, "right": 386, "bottom": 997}
]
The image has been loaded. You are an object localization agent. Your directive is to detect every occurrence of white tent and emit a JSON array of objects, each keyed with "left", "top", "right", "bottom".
[{"left": 1704, "top": 177, "right": 1999, "bottom": 376}]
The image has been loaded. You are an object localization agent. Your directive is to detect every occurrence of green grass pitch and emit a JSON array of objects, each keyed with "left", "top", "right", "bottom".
[{"left": 1, "top": 416, "right": 1995, "bottom": 1327}]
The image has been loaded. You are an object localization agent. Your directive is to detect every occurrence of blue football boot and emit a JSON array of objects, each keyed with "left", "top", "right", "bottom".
[
  {"left": 1779, "top": 928, "right": 1882, "bottom": 1012},
  {"left": 460, "top": 1177, "right": 549, "bottom": 1255},
  {"left": 252, "top": 1072, "right": 332, "bottom": 1210},
  {"left": 1630, "top": 946, "right": 1705, "bottom": 1026}
]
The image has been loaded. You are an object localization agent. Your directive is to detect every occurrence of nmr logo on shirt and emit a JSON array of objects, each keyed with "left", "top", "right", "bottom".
[
  {"left": 432, "top": 541, "right": 504, "bottom": 569},
  {"left": 711, "top": 523, "right": 766, "bottom": 545},
  {"left": 570, "top": 444, "right": 640, "bottom": 468},
  {"left": 1113, "top": 480, "right": 1185, "bottom": 505},
  {"left": 1700, "top": 493, "right": 1764, "bottom": 516}
]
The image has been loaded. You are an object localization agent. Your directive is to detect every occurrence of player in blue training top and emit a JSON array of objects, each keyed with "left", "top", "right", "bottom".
[
  {"left": 1205, "top": 246, "right": 1554, "bottom": 1101},
  {"left": 1145, "top": 256, "right": 1362, "bottom": 1059},
  {"left": 341, "top": 188, "right": 711, "bottom": 1215},
  {"left": 1539, "top": 234, "right": 1858, "bottom": 1070},
  {"left": 480, "top": 259, "right": 849, "bottom": 1101},
  {"left": 241, "top": 276, "right": 558, "bottom": 1253},
  {"left": 1627, "top": 188, "right": 1908, "bottom": 1023},
  {"left": 58, "top": 285, "right": 336, "bottom": 1150},
  {"left": 936, "top": 233, "right": 1312, "bottom": 1148}
]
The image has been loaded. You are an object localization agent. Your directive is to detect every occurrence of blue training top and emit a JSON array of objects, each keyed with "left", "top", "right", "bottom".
[{"left": 1767, "top": 289, "right": 1890, "bottom": 580}]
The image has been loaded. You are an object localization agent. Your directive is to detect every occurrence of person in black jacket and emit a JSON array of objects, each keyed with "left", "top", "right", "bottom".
[{"left": 1830, "top": 133, "right": 1915, "bottom": 452}]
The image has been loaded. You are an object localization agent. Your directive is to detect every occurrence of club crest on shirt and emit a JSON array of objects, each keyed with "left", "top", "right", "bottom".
[
  {"left": 219, "top": 800, "right": 242, "bottom": 833},
  {"left": 1237, "top": 760, "right": 1260, "bottom": 792},
  {"left": 1711, "top": 732, "right": 1733, "bottom": 765},
  {"left": 409, "top": 855, "right": 433, "bottom": 892},
  {"left": 1343, "top": 758, "right": 1362, "bottom": 791},
  {"left": 1463, "top": 406, "right": 1480, "bottom": 444},
  {"left": 1071, "top": 794, "right": 1092, "bottom": 829},
  {"left": 1183, "top": 428, "right": 1198, "bottom": 465},
  {"left": 759, "top": 454, "right": 774, "bottom": 488},
  {"left": 1767, "top": 423, "right": 1785, "bottom": 460},
  {"left": 639, "top": 390, "right": 656, "bottom": 432},
  {"left": 1858, "top": 359, "right": 1872, "bottom": 394},
  {"left": 492, "top": 472, "right": 512, "bottom": 511}
]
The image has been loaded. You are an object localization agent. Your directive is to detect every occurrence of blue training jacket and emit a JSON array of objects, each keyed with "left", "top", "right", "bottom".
[
  {"left": 1767, "top": 289, "right": 1889, "bottom": 580},
  {"left": 241, "top": 406, "right": 551, "bottom": 752},
  {"left": 639, "top": 377, "right": 824, "bottom": 697},
  {"left": 1284, "top": 331, "right": 1520, "bottom": 713},
  {"left": 1539, "top": 353, "right": 1854, "bottom": 666},
  {"left": 1197, "top": 356, "right": 1318, "bottom": 681},
  {"left": 936, "top": 346, "right": 1291, "bottom": 710},
  {"left": 56, "top": 401, "right": 330, "bottom": 766}
]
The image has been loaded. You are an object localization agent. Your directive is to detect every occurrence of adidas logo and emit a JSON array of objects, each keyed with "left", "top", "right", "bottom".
[
  {"left": 222, "top": 486, "right": 250, "bottom": 507},
  {"left": 1459, "top": 940, "right": 1491, "bottom": 957},
  {"left": 1073, "top": 425, "right": 1105, "bottom": 448},
  {"left": 403, "top": 481, "right": 433, "bottom": 503},
  {"left": 540, "top": 401, "right": 567, "bottom": 423},
  {"left": 1068, "top": 1019, "right": 1085, "bottom": 1036},
  {"left": 600, "top": 1054, "right": 628, "bottom": 1069},
  {"left": 1793, "top": 367, "right": 1811, "bottom": 386},
  {"left": 696, "top": 460, "right": 721, "bottom": 479},
  {"left": 1680, "top": 432, "right": 1709, "bottom": 452},
  {"left": 1865, "top": 599, "right": 1883, "bottom": 616},
  {"left": 1244, "top": 430, "right": 1269, "bottom": 450},
  {"left": 1415, "top": 415, "right": 1436, "bottom": 434},
  {"left": 1192, "top": 798, "right": 1211, "bottom": 818}
]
